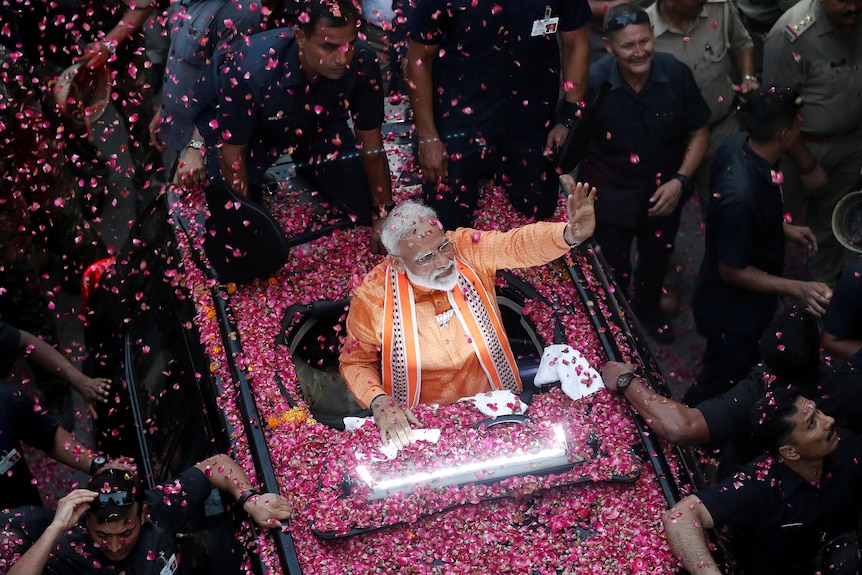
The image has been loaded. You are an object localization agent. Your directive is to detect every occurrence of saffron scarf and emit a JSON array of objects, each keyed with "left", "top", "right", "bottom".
[{"left": 381, "top": 259, "right": 522, "bottom": 407}]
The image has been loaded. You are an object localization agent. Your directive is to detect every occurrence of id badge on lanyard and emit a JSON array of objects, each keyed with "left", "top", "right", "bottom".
[
  {"left": 159, "top": 552, "right": 179, "bottom": 575},
  {"left": 532, "top": 5, "right": 560, "bottom": 36},
  {"left": 0, "top": 449, "right": 21, "bottom": 474}
]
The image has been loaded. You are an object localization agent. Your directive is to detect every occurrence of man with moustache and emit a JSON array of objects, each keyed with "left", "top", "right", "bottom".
[
  {"left": 663, "top": 388, "right": 862, "bottom": 575},
  {"left": 579, "top": 3, "right": 711, "bottom": 344},
  {"left": 7, "top": 454, "right": 293, "bottom": 575},
  {"left": 339, "top": 176, "right": 597, "bottom": 449},
  {"left": 207, "top": 0, "right": 393, "bottom": 233},
  {"left": 763, "top": 0, "right": 862, "bottom": 286}
]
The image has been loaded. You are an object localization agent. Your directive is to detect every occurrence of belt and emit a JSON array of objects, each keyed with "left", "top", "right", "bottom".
[{"left": 801, "top": 131, "right": 848, "bottom": 144}]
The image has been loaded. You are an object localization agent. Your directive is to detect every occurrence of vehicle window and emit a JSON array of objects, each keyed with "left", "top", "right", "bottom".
[{"left": 122, "top": 233, "right": 219, "bottom": 484}]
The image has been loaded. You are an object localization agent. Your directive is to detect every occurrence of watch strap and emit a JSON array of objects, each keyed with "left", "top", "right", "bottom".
[
  {"left": 616, "top": 372, "right": 636, "bottom": 394},
  {"left": 237, "top": 489, "right": 260, "bottom": 508}
]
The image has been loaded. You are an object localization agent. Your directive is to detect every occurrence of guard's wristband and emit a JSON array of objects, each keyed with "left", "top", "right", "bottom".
[
  {"left": 556, "top": 100, "right": 580, "bottom": 128},
  {"left": 237, "top": 489, "right": 260, "bottom": 508},
  {"left": 89, "top": 454, "right": 108, "bottom": 476}
]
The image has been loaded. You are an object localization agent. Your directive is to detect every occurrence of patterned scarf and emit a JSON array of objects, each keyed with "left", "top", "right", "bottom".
[{"left": 381, "top": 258, "right": 522, "bottom": 407}]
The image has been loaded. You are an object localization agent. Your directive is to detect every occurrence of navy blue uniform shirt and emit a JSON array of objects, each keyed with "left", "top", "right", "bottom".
[
  {"left": 823, "top": 257, "right": 862, "bottom": 344},
  {"left": 214, "top": 29, "right": 383, "bottom": 189},
  {"left": 46, "top": 466, "right": 213, "bottom": 574},
  {"left": 408, "top": 0, "right": 591, "bottom": 143},
  {"left": 699, "top": 429, "right": 862, "bottom": 575},
  {"left": 578, "top": 52, "right": 710, "bottom": 228},
  {"left": 694, "top": 131, "right": 785, "bottom": 338}
]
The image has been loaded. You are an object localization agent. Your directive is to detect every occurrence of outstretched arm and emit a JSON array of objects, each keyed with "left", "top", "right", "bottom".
[
  {"left": 718, "top": 262, "right": 832, "bottom": 316},
  {"left": 406, "top": 40, "right": 448, "bottom": 183},
  {"left": 19, "top": 330, "right": 111, "bottom": 418},
  {"left": 602, "top": 362, "right": 710, "bottom": 444},
  {"left": 662, "top": 495, "right": 723, "bottom": 575},
  {"left": 195, "top": 454, "right": 293, "bottom": 529}
]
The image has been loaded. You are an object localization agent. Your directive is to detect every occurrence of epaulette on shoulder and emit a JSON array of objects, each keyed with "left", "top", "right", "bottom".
[{"left": 782, "top": 13, "right": 814, "bottom": 42}]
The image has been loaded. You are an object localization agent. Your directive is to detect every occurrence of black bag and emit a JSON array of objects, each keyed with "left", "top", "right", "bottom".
[
  {"left": 557, "top": 81, "right": 612, "bottom": 174},
  {"left": 203, "top": 181, "right": 291, "bottom": 283},
  {"left": 816, "top": 532, "right": 862, "bottom": 575}
]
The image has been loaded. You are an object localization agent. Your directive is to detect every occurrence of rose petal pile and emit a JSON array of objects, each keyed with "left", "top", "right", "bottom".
[{"left": 163, "top": 136, "right": 687, "bottom": 573}]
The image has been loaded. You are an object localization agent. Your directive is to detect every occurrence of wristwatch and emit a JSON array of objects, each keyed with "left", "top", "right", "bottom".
[
  {"left": 672, "top": 173, "right": 694, "bottom": 194},
  {"left": 186, "top": 139, "right": 205, "bottom": 150},
  {"left": 89, "top": 454, "right": 108, "bottom": 475},
  {"left": 616, "top": 372, "right": 636, "bottom": 394}
]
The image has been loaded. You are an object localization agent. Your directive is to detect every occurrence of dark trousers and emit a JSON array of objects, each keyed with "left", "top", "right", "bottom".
[
  {"left": 420, "top": 135, "right": 559, "bottom": 230},
  {"left": 685, "top": 331, "right": 761, "bottom": 406},
  {"left": 291, "top": 121, "right": 373, "bottom": 223},
  {"left": 213, "top": 119, "right": 374, "bottom": 223},
  {"left": 593, "top": 204, "right": 683, "bottom": 312}
]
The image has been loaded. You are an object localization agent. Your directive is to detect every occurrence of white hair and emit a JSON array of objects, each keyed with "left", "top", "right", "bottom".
[{"left": 379, "top": 201, "right": 442, "bottom": 255}]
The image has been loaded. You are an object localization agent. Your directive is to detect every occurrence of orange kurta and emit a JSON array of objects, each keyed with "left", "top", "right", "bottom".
[{"left": 339, "top": 221, "right": 571, "bottom": 408}]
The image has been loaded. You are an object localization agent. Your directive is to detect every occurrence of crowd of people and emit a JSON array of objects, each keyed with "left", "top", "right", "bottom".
[{"left": 1, "top": 0, "right": 861, "bottom": 572}]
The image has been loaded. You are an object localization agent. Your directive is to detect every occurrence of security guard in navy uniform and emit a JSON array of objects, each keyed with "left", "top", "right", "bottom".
[
  {"left": 406, "top": 0, "right": 593, "bottom": 230},
  {"left": 763, "top": 0, "right": 862, "bottom": 285}
]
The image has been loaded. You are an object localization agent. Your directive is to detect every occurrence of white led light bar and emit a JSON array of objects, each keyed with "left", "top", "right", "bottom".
[{"left": 355, "top": 425, "right": 582, "bottom": 501}]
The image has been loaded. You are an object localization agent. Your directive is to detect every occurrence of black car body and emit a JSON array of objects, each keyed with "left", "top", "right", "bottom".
[{"left": 84, "top": 117, "right": 721, "bottom": 574}]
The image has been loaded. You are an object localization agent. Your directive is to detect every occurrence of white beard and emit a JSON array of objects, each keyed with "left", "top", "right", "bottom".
[{"left": 404, "top": 260, "right": 460, "bottom": 291}]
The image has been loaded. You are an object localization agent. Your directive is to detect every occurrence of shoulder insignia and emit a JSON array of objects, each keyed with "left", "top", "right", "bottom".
[{"left": 782, "top": 13, "right": 814, "bottom": 42}]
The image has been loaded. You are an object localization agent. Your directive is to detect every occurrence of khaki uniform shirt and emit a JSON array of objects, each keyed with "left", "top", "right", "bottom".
[
  {"left": 763, "top": 0, "right": 862, "bottom": 136},
  {"left": 648, "top": 0, "right": 754, "bottom": 125}
]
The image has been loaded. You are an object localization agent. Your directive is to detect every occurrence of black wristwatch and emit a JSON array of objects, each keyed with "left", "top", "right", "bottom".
[
  {"left": 89, "top": 454, "right": 108, "bottom": 475},
  {"left": 558, "top": 100, "right": 579, "bottom": 129},
  {"left": 616, "top": 372, "right": 636, "bottom": 394},
  {"left": 672, "top": 173, "right": 694, "bottom": 194}
]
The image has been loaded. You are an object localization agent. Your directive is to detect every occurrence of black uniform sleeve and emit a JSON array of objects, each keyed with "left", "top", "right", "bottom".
[{"left": 698, "top": 373, "right": 764, "bottom": 445}]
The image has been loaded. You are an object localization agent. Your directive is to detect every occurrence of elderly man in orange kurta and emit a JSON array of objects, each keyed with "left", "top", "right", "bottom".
[{"left": 339, "top": 175, "right": 597, "bottom": 449}]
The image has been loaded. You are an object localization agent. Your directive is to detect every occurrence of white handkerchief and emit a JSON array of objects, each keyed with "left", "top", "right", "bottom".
[
  {"left": 460, "top": 390, "right": 527, "bottom": 417},
  {"left": 534, "top": 344, "right": 605, "bottom": 401},
  {"left": 343, "top": 416, "right": 373, "bottom": 431}
]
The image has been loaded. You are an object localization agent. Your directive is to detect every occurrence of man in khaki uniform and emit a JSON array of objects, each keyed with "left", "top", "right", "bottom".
[
  {"left": 763, "top": 0, "right": 862, "bottom": 285},
  {"left": 648, "top": 0, "right": 758, "bottom": 213}
]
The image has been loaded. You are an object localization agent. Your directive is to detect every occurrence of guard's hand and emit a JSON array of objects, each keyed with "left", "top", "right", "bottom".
[
  {"left": 800, "top": 164, "right": 828, "bottom": 197},
  {"left": 370, "top": 394, "right": 421, "bottom": 451},
  {"left": 418, "top": 138, "right": 448, "bottom": 184},
  {"left": 784, "top": 223, "right": 818, "bottom": 255},
  {"left": 739, "top": 78, "right": 759, "bottom": 94},
  {"left": 101, "top": 456, "right": 137, "bottom": 474},
  {"left": 79, "top": 42, "right": 110, "bottom": 70},
  {"left": 648, "top": 179, "right": 683, "bottom": 217},
  {"left": 601, "top": 361, "right": 636, "bottom": 393},
  {"left": 544, "top": 123, "right": 570, "bottom": 157},
  {"left": 795, "top": 281, "right": 832, "bottom": 316},
  {"left": 149, "top": 115, "right": 167, "bottom": 154},
  {"left": 561, "top": 175, "right": 596, "bottom": 245},
  {"left": 370, "top": 216, "right": 387, "bottom": 255},
  {"left": 243, "top": 492, "right": 294, "bottom": 530},
  {"left": 173, "top": 149, "right": 207, "bottom": 190},
  {"left": 53, "top": 490, "right": 97, "bottom": 532}
]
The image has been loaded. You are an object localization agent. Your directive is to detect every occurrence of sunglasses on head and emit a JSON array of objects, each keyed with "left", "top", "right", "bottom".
[
  {"left": 604, "top": 11, "right": 650, "bottom": 33},
  {"left": 95, "top": 491, "right": 135, "bottom": 508}
]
